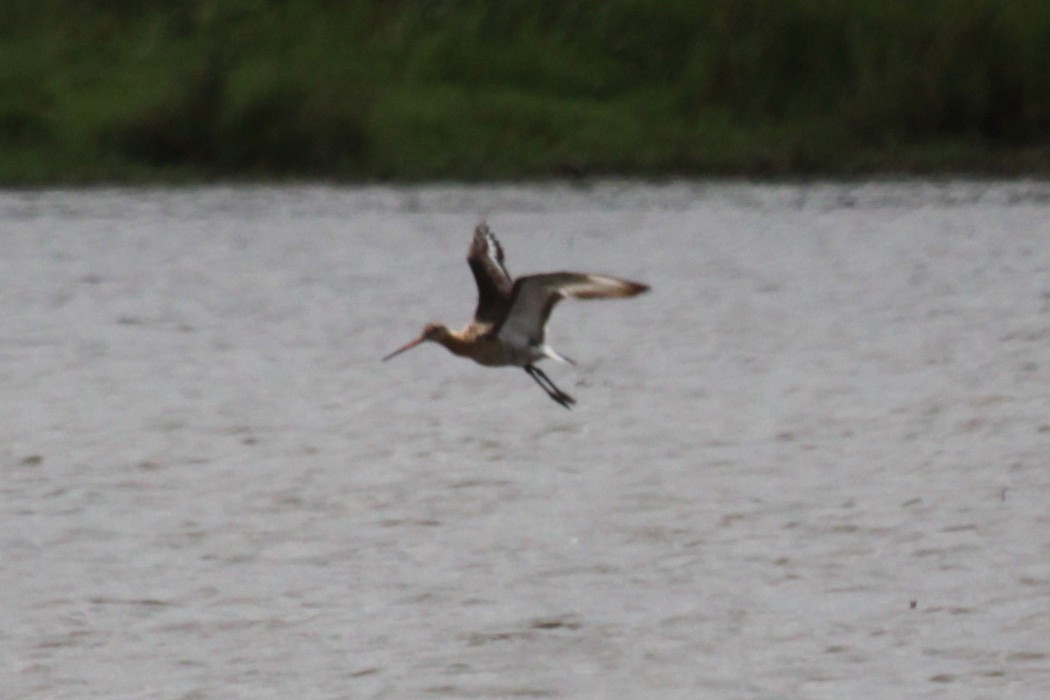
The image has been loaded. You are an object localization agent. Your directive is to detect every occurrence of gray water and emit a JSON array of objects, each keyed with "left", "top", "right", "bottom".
[{"left": 2, "top": 182, "right": 1050, "bottom": 699}]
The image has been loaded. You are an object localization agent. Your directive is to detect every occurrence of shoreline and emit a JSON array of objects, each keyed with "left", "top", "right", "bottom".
[{"left": 5, "top": 1, "right": 1050, "bottom": 186}]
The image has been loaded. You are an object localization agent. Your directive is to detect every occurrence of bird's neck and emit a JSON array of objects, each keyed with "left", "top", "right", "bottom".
[{"left": 437, "top": 329, "right": 476, "bottom": 358}]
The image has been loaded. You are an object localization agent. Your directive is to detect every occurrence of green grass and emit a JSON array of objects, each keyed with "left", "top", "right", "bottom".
[{"left": 2, "top": 0, "right": 1050, "bottom": 184}]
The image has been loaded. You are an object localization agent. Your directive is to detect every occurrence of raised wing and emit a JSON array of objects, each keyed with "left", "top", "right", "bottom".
[
  {"left": 494, "top": 272, "right": 649, "bottom": 346},
  {"left": 467, "top": 222, "right": 513, "bottom": 325}
]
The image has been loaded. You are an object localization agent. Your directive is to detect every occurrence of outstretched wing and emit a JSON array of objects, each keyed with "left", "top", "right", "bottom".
[
  {"left": 467, "top": 222, "right": 513, "bottom": 325},
  {"left": 494, "top": 272, "right": 649, "bottom": 346}
]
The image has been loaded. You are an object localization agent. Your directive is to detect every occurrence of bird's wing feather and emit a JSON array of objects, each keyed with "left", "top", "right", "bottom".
[
  {"left": 494, "top": 272, "right": 649, "bottom": 346},
  {"left": 467, "top": 222, "right": 513, "bottom": 324}
]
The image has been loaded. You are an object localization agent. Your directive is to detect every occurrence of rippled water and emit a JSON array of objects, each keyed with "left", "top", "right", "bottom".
[{"left": 3, "top": 182, "right": 1050, "bottom": 698}]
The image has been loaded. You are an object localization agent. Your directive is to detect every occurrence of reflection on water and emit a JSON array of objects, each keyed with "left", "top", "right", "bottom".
[{"left": 2, "top": 181, "right": 1050, "bottom": 698}]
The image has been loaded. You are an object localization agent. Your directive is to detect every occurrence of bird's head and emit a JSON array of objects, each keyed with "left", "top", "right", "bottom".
[{"left": 381, "top": 323, "right": 450, "bottom": 361}]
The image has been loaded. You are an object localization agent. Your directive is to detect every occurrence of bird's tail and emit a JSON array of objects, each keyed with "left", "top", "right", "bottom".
[{"left": 541, "top": 345, "right": 576, "bottom": 365}]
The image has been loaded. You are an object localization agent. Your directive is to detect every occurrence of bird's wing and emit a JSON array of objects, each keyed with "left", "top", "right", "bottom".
[
  {"left": 494, "top": 272, "right": 649, "bottom": 346},
  {"left": 467, "top": 222, "right": 513, "bottom": 324}
]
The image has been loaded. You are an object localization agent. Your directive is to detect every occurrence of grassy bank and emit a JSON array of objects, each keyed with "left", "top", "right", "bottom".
[{"left": 3, "top": 0, "right": 1050, "bottom": 184}]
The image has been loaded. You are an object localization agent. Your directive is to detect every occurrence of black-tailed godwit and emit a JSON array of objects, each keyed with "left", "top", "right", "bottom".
[{"left": 382, "top": 223, "right": 649, "bottom": 408}]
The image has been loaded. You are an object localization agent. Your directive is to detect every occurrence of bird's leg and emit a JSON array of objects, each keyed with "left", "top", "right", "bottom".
[
  {"left": 525, "top": 365, "right": 576, "bottom": 409},
  {"left": 541, "top": 373, "right": 577, "bottom": 408},
  {"left": 524, "top": 366, "right": 558, "bottom": 404},
  {"left": 526, "top": 366, "right": 573, "bottom": 409}
]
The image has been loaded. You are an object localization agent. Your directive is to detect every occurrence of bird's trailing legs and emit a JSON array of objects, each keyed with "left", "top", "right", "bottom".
[{"left": 525, "top": 364, "right": 577, "bottom": 409}]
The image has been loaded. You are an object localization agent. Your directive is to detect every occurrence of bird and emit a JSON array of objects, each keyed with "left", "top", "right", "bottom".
[{"left": 382, "top": 222, "right": 649, "bottom": 408}]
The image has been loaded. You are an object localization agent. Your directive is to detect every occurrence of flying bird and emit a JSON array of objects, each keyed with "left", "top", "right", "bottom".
[{"left": 382, "top": 223, "right": 649, "bottom": 408}]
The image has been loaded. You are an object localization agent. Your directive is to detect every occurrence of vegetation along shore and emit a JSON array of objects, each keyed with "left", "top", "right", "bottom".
[{"left": 3, "top": 0, "right": 1050, "bottom": 184}]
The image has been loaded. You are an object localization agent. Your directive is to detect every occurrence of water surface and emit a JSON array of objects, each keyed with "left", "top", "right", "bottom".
[{"left": 3, "top": 182, "right": 1050, "bottom": 698}]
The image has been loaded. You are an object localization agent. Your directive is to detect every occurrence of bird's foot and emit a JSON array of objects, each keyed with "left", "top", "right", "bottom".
[{"left": 549, "top": 389, "right": 576, "bottom": 409}]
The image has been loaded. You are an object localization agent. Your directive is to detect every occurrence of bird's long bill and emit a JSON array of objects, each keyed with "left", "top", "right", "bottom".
[{"left": 381, "top": 334, "right": 426, "bottom": 362}]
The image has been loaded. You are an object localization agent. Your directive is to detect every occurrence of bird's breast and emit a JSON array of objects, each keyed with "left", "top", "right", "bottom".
[
  {"left": 470, "top": 337, "right": 521, "bottom": 367},
  {"left": 440, "top": 328, "right": 540, "bottom": 367}
]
